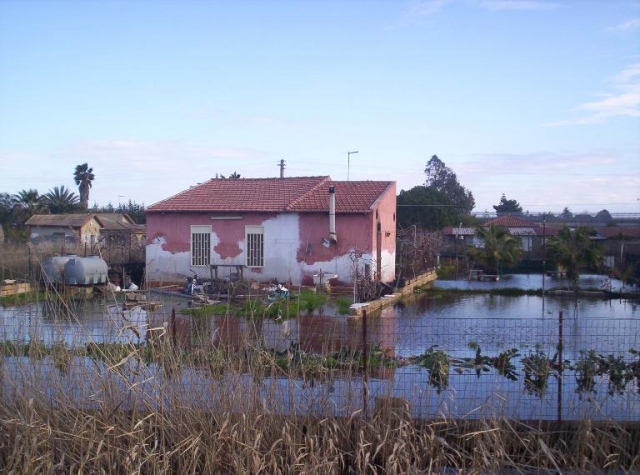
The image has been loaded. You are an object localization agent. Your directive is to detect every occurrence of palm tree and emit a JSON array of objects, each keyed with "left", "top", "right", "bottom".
[
  {"left": 547, "top": 226, "right": 603, "bottom": 288},
  {"left": 44, "top": 185, "right": 81, "bottom": 213},
  {"left": 12, "top": 189, "right": 45, "bottom": 213},
  {"left": 74, "top": 163, "right": 95, "bottom": 209},
  {"left": 11, "top": 189, "right": 46, "bottom": 228},
  {"left": 472, "top": 224, "right": 522, "bottom": 275},
  {"left": 0, "top": 192, "right": 12, "bottom": 224}
]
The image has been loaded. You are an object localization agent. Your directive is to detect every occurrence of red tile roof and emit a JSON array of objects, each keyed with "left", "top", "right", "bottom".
[
  {"left": 596, "top": 226, "right": 640, "bottom": 239},
  {"left": 483, "top": 215, "right": 539, "bottom": 228},
  {"left": 533, "top": 226, "right": 561, "bottom": 237},
  {"left": 147, "top": 177, "right": 394, "bottom": 214}
]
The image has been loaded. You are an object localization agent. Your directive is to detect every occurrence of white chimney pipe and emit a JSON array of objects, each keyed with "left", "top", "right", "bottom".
[{"left": 328, "top": 186, "right": 337, "bottom": 243}]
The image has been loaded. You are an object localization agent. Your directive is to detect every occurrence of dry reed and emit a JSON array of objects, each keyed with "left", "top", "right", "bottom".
[
  {"left": 1, "top": 330, "right": 639, "bottom": 474},
  {"left": 1, "top": 252, "right": 638, "bottom": 473}
]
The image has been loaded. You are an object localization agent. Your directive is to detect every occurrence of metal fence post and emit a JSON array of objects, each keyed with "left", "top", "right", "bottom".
[
  {"left": 362, "top": 309, "right": 368, "bottom": 418},
  {"left": 557, "top": 310, "right": 563, "bottom": 422}
]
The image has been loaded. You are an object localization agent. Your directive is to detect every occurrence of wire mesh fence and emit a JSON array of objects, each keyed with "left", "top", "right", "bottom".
[{"left": 1, "top": 291, "right": 639, "bottom": 422}]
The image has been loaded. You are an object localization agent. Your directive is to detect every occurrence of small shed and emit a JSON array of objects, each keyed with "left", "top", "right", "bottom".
[
  {"left": 94, "top": 213, "right": 146, "bottom": 246},
  {"left": 25, "top": 214, "right": 102, "bottom": 247}
]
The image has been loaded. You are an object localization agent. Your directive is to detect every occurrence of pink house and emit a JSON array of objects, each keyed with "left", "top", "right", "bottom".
[{"left": 145, "top": 176, "right": 397, "bottom": 286}]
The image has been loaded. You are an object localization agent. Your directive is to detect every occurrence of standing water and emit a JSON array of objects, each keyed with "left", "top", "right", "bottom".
[{"left": 1, "top": 275, "right": 638, "bottom": 421}]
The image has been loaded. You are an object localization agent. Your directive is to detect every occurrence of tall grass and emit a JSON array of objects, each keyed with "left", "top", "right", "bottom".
[
  {"left": 0, "top": 243, "right": 32, "bottom": 282},
  {"left": 1, "top": 330, "right": 639, "bottom": 473},
  {"left": 1, "top": 283, "right": 639, "bottom": 472}
]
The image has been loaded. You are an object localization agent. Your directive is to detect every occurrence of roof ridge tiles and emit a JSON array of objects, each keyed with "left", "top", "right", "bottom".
[
  {"left": 285, "top": 177, "right": 332, "bottom": 211},
  {"left": 146, "top": 175, "right": 393, "bottom": 214}
]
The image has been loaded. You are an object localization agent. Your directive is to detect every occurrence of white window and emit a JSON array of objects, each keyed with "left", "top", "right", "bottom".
[
  {"left": 245, "top": 226, "right": 264, "bottom": 267},
  {"left": 190, "top": 225, "right": 211, "bottom": 267}
]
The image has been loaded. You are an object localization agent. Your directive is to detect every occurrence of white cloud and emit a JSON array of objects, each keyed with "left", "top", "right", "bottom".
[
  {"left": 612, "top": 62, "right": 640, "bottom": 85},
  {"left": 393, "top": 0, "right": 451, "bottom": 25},
  {"left": 408, "top": 0, "right": 451, "bottom": 16},
  {"left": 476, "top": 0, "right": 559, "bottom": 11},
  {"left": 458, "top": 150, "right": 640, "bottom": 213},
  {"left": 547, "top": 63, "right": 640, "bottom": 126},
  {"left": 394, "top": 0, "right": 557, "bottom": 26},
  {"left": 578, "top": 91, "right": 640, "bottom": 118},
  {"left": 608, "top": 18, "right": 640, "bottom": 32},
  {"left": 461, "top": 150, "right": 620, "bottom": 176},
  {"left": 49, "top": 140, "right": 263, "bottom": 206}
]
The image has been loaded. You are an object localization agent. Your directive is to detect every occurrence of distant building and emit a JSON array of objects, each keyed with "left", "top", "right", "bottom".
[
  {"left": 93, "top": 213, "right": 146, "bottom": 247},
  {"left": 25, "top": 213, "right": 145, "bottom": 251},
  {"left": 25, "top": 214, "right": 103, "bottom": 247}
]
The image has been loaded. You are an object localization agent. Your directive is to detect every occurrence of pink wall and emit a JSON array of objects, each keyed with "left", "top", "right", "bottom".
[
  {"left": 296, "top": 213, "right": 372, "bottom": 264},
  {"left": 146, "top": 183, "right": 396, "bottom": 284},
  {"left": 146, "top": 211, "right": 276, "bottom": 255},
  {"left": 375, "top": 182, "right": 397, "bottom": 253},
  {"left": 296, "top": 182, "right": 397, "bottom": 267}
]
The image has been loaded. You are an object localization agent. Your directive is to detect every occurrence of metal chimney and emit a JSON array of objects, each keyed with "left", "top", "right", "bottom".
[{"left": 328, "top": 186, "right": 337, "bottom": 243}]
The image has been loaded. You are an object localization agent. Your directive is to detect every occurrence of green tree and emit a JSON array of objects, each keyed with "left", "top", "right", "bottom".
[
  {"left": 541, "top": 211, "right": 555, "bottom": 222},
  {"left": 595, "top": 209, "right": 613, "bottom": 223},
  {"left": 214, "top": 172, "right": 241, "bottom": 180},
  {"left": 44, "top": 185, "right": 80, "bottom": 213},
  {"left": 91, "top": 199, "right": 146, "bottom": 224},
  {"left": 396, "top": 186, "right": 458, "bottom": 230},
  {"left": 559, "top": 207, "right": 573, "bottom": 220},
  {"left": 116, "top": 199, "right": 146, "bottom": 224},
  {"left": 0, "top": 192, "right": 12, "bottom": 224},
  {"left": 0, "top": 193, "right": 12, "bottom": 239},
  {"left": 11, "top": 189, "right": 45, "bottom": 237},
  {"left": 74, "top": 163, "right": 95, "bottom": 209},
  {"left": 12, "top": 189, "right": 45, "bottom": 216},
  {"left": 424, "top": 155, "right": 475, "bottom": 214},
  {"left": 471, "top": 224, "right": 522, "bottom": 275},
  {"left": 547, "top": 226, "right": 603, "bottom": 287},
  {"left": 493, "top": 193, "right": 522, "bottom": 215}
]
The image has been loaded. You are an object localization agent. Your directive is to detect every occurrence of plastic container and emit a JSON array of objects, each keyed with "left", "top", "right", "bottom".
[
  {"left": 63, "top": 255, "right": 108, "bottom": 285},
  {"left": 42, "top": 254, "right": 77, "bottom": 285}
]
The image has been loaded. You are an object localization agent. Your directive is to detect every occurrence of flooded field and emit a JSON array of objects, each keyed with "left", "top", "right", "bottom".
[{"left": 1, "top": 276, "right": 639, "bottom": 420}]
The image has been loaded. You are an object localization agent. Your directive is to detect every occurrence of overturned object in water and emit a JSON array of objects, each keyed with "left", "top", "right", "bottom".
[{"left": 266, "top": 284, "right": 290, "bottom": 301}]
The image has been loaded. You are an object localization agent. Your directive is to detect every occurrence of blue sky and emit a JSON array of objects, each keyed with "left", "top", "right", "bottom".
[{"left": 1, "top": 0, "right": 638, "bottom": 214}]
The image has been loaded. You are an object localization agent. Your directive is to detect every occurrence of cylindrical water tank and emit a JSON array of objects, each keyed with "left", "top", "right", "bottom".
[
  {"left": 42, "top": 254, "right": 77, "bottom": 285},
  {"left": 64, "top": 256, "right": 108, "bottom": 285}
]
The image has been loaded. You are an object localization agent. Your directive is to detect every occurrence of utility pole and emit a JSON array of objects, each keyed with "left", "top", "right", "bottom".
[{"left": 277, "top": 159, "right": 286, "bottom": 178}]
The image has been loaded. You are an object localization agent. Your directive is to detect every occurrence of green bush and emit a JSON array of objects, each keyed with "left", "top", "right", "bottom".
[{"left": 335, "top": 296, "right": 352, "bottom": 315}]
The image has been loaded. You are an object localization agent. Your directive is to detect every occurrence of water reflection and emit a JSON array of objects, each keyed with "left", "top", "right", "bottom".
[
  {"left": 0, "top": 299, "right": 149, "bottom": 347},
  {"left": 158, "top": 310, "right": 397, "bottom": 359},
  {"left": 1, "top": 286, "right": 637, "bottom": 362},
  {"left": 435, "top": 273, "right": 629, "bottom": 292},
  {"left": 1, "top": 288, "right": 639, "bottom": 421}
]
